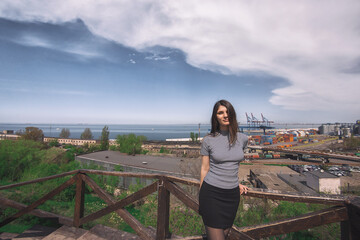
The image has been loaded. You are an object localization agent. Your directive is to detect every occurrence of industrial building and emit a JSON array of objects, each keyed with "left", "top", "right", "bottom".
[
  {"left": 305, "top": 171, "right": 340, "bottom": 194},
  {"left": 43, "top": 137, "right": 97, "bottom": 146},
  {"left": 318, "top": 121, "right": 359, "bottom": 137}
]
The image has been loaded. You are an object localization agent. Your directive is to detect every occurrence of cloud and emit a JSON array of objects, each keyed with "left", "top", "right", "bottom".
[
  {"left": 0, "top": 0, "right": 359, "bottom": 118},
  {"left": 0, "top": 86, "right": 91, "bottom": 96}
]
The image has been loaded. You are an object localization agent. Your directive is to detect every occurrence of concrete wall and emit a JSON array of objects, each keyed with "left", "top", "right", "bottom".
[
  {"left": 306, "top": 173, "right": 340, "bottom": 194},
  {"left": 306, "top": 173, "right": 320, "bottom": 192},
  {"left": 76, "top": 156, "right": 194, "bottom": 190},
  {"left": 319, "top": 178, "right": 340, "bottom": 194}
]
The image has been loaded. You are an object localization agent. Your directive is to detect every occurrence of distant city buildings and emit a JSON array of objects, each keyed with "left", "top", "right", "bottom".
[
  {"left": 318, "top": 120, "right": 360, "bottom": 137},
  {"left": 0, "top": 130, "right": 20, "bottom": 140},
  {"left": 43, "top": 137, "right": 97, "bottom": 146}
]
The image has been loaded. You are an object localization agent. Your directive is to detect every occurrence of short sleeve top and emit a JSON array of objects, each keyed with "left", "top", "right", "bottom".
[{"left": 200, "top": 131, "right": 248, "bottom": 189}]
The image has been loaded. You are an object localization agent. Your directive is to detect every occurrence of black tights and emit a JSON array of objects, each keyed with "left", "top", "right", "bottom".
[{"left": 204, "top": 225, "right": 231, "bottom": 240}]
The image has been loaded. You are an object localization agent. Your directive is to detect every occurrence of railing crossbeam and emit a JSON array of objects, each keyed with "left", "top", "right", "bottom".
[
  {"left": 0, "top": 170, "right": 79, "bottom": 191},
  {"left": 79, "top": 177, "right": 157, "bottom": 225},
  {"left": 80, "top": 174, "right": 155, "bottom": 240},
  {"left": 0, "top": 175, "right": 76, "bottom": 228},
  {"left": 234, "top": 205, "right": 348, "bottom": 239},
  {"left": 164, "top": 180, "right": 199, "bottom": 213},
  {"left": 0, "top": 195, "right": 72, "bottom": 226}
]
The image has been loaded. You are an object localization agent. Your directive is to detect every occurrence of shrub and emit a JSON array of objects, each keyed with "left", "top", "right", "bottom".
[{"left": 116, "top": 134, "right": 147, "bottom": 155}]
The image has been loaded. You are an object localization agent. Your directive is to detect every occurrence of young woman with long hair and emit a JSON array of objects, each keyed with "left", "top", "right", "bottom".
[{"left": 199, "top": 99, "right": 249, "bottom": 240}]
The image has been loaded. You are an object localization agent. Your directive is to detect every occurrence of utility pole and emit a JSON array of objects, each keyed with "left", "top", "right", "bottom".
[{"left": 198, "top": 123, "right": 201, "bottom": 139}]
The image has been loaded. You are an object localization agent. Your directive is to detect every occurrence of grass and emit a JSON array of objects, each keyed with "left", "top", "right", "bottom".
[
  {"left": 0, "top": 223, "right": 32, "bottom": 234},
  {"left": 264, "top": 164, "right": 289, "bottom": 167}
]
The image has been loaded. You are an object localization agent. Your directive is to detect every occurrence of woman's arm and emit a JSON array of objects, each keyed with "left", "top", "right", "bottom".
[{"left": 200, "top": 155, "right": 210, "bottom": 188}]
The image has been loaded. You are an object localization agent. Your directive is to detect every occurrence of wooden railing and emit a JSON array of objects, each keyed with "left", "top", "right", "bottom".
[{"left": 0, "top": 169, "right": 359, "bottom": 240}]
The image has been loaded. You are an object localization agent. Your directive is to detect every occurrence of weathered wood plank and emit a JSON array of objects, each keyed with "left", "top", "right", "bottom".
[
  {"left": 80, "top": 174, "right": 155, "bottom": 240},
  {"left": 0, "top": 176, "right": 76, "bottom": 228},
  {"left": 234, "top": 206, "right": 348, "bottom": 239},
  {"left": 79, "top": 180, "right": 158, "bottom": 225},
  {"left": 156, "top": 177, "right": 170, "bottom": 240},
  {"left": 163, "top": 180, "right": 199, "bottom": 213},
  {"left": 246, "top": 190, "right": 347, "bottom": 205},
  {"left": 164, "top": 176, "right": 200, "bottom": 187},
  {"left": 0, "top": 170, "right": 79, "bottom": 191},
  {"left": 74, "top": 173, "right": 85, "bottom": 227},
  {"left": 340, "top": 220, "right": 351, "bottom": 240},
  {"left": 347, "top": 196, "right": 360, "bottom": 240},
  {"left": 0, "top": 195, "right": 72, "bottom": 226}
]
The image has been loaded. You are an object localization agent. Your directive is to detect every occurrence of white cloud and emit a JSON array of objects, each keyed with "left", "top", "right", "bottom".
[
  {"left": 0, "top": 86, "right": 90, "bottom": 96},
  {"left": 1, "top": 0, "right": 359, "bottom": 119}
]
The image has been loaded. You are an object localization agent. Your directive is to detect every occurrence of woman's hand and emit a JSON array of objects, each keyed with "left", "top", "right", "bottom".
[{"left": 239, "top": 184, "right": 249, "bottom": 195}]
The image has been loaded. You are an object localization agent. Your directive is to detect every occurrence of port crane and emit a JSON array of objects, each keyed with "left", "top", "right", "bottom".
[
  {"left": 246, "top": 112, "right": 272, "bottom": 127},
  {"left": 261, "top": 113, "right": 274, "bottom": 127},
  {"left": 242, "top": 113, "right": 274, "bottom": 133}
]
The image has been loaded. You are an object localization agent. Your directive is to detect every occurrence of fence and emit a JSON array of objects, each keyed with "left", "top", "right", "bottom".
[{"left": 0, "top": 169, "right": 359, "bottom": 239}]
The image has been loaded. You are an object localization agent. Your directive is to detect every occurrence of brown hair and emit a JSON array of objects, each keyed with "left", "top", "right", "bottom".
[{"left": 210, "top": 99, "right": 239, "bottom": 144}]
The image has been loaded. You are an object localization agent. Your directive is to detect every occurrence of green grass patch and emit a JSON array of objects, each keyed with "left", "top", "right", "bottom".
[
  {"left": 264, "top": 164, "right": 288, "bottom": 167},
  {"left": 0, "top": 223, "right": 32, "bottom": 234}
]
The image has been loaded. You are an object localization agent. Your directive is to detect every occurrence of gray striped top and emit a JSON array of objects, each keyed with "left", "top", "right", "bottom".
[{"left": 201, "top": 131, "right": 248, "bottom": 189}]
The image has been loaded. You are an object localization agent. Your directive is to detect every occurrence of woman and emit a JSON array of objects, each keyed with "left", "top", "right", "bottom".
[{"left": 199, "top": 99, "right": 249, "bottom": 240}]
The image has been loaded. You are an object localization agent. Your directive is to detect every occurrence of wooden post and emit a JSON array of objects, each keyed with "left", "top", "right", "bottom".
[
  {"left": 346, "top": 196, "right": 360, "bottom": 240},
  {"left": 74, "top": 173, "right": 85, "bottom": 227},
  {"left": 156, "top": 177, "right": 170, "bottom": 240},
  {"left": 340, "top": 220, "right": 351, "bottom": 240}
]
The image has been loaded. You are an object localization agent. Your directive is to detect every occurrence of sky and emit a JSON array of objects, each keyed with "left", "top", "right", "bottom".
[{"left": 0, "top": 1, "right": 359, "bottom": 124}]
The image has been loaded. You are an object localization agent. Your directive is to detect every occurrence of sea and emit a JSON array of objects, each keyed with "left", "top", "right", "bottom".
[{"left": 0, "top": 123, "right": 322, "bottom": 141}]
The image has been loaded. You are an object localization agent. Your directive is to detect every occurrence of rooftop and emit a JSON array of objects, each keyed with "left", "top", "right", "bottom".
[
  {"left": 306, "top": 171, "right": 338, "bottom": 179},
  {"left": 76, "top": 150, "right": 193, "bottom": 175}
]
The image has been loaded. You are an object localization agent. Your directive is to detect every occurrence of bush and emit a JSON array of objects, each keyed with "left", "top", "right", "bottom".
[{"left": 116, "top": 134, "right": 147, "bottom": 155}]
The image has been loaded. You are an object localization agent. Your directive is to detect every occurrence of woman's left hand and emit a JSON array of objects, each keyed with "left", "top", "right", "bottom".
[{"left": 239, "top": 184, "right": 249, "bottom": 195}]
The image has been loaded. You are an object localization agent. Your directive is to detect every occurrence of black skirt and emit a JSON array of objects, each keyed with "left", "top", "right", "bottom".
[{"left": 198, "top": 181, "right": 240, "bottom": 229}]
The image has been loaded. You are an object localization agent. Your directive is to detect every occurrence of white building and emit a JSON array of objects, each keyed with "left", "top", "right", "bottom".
[{"left": 306, "top": 171, "right": 340, "bottom": 194}]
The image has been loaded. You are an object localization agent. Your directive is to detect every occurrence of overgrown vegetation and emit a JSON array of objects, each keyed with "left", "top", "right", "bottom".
[
  {"left": 190, "top": 132, "right": 199, "bottom": 142},
  {"left": 116, "top": 134, "right": 147, "bottom": 155},
  {"left": 80, "top": 128, "right": 93, "bottom": 140},
  {"left": 329, "top": 136, "right": 360, "bottom": 152},
  {"left": 100, "top": 125, "right": 109, "bottom": 150},
  {"left": 343, "top": 136, "right": 360, "bottom": 151},
  {"left": 59, "top": 128, "right": 70, "bottom": 138},
  {"left": 0, "top": 139, "right": 342, "bottom": 239}
]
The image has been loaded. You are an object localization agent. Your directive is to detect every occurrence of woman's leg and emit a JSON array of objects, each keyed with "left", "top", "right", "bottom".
[
  {"left": 205, "top": 225, "right": 226, "bottom": 240},
  {"left": 223, "top": 228, "right": 231, "bottom": 239}
]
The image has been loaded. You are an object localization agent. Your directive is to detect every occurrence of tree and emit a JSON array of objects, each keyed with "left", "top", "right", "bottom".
[
  {"left": 48, "top": 139, "right": 59, "bottom": 147},
  {"left": 116, "top": 134, "right": 147, "bottom": 155},
  {"left": 100, "top": 125, "right": 110, "bottom": 150},
  {"left": 190, "top": 132, "right": 195, "bottom": 142},
  {"left": 195, "top": 133, "right": 199, "bottom": 142},
  {"left": 80, "top": 128, "right": 93, "bottom": 140},
  {"left": 59, "top": 128, "right": 71, "bottom": 138},
  {"left": 22, "top": 127, "right": 44, "bottom": 141}
]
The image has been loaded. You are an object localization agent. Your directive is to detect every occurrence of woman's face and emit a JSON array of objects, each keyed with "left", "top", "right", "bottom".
[{"left": 216, "top": 105, "right": 229, "bottom": 127}]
